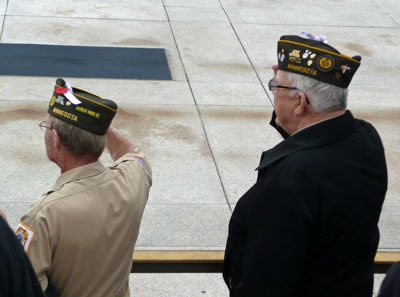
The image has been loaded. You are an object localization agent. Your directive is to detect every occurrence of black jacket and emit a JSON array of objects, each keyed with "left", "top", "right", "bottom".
[
  {"left": 0, "top": 216, "right": 45, "bottom": 297},
  {"left": 224, "top": 110, "right": 387, "bottom": 297},
  {"left": 378, "top": 261, "right": 400, "bottom": 297}
]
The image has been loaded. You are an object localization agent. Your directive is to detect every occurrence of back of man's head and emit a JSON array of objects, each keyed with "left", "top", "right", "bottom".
[{"left": 49, "top": 116, "right": 105, "bottom": 159}]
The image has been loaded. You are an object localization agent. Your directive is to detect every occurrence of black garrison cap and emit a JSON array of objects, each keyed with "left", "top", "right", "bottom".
[
  {"left": 48, "top": 78, "right": 117, "bottom": 135},
  {"left": 277, "top": 35, "right": 361, "bottom": 88}
]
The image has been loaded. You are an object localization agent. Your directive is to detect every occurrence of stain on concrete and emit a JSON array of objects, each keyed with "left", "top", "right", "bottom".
[
  {"left": 0, "top": 104, "right": 47, "bottom": 165},
  {"left": 0, "top": 104, "right": 211, "bottom": 159},
  {"left": 343, "top": 43, "right": 373, "bottom": 56},
  {"left": 224, "top": 151, "right": 244, "bottom": 160},
  {"left": 199, "top": 140, "right": 212, "bottom": 157},
  {"left": 9, "top": 145, "right": 44, "bottom": 166},
  {"left": 48, "top": 24, "right": 73, "bottom": 35},
  {"left": 113, "top": 106, "right": 204, "bottom": 153},
  {"left": 55, "top": 9, "right": 76, "bottom": 16},
  {"left": 0, "top": 105, "right": 46, "bottom": 125},
  {"left": 352, "top": 109, "right": 400, "bottom": 125},
  {"left": 112, "top": 38, "right": 161, "bottom": 47},
  {"left": 95, "top": 5, "right": 110, "bottom": 11},
  {"left": 379, "top": 34, "right": 397, "bottom": 46},
  {"left": 236, "top": 0, "right": 273, "bottom": 8},
  {"left": 352, "top": 110, "right": 400, "bottom": 175},
  {"left": 197, "top": 62, "right": 253, "bottom": 71},
  {"left": 0, "top": 104, "right": 198, "bottom": 146},
  {"left": 200, "top": 108, "right": 268, "bottom": 121},
  {"left": 116, "top": 106, "right": 191, "bottom": 121}
]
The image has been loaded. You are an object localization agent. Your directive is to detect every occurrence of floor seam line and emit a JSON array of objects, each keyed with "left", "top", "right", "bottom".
[
  {"left": 217, "top": 1, "right": 274, "bottom": 107},
  {"left": 0, "top": 0, "right": 9, "bottom": 41},
  {"left": 373, "top": 0, "right": 400, "bottom": 27},
  {"left": 162, "top": 1, "right": 233, "bottom": 213}
]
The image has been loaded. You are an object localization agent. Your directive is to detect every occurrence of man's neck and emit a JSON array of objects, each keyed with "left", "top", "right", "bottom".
[
  {"left": 57, "top": 153, "right": 99, "bottom": 174},
  {"left": 295, "top": 110, "right": 345, "bottom": 134}
]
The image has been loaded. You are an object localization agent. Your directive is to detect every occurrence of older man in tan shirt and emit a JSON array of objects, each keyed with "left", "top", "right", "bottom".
[{"left": 16, "top": 78, "right": 152, "bottom": 297}]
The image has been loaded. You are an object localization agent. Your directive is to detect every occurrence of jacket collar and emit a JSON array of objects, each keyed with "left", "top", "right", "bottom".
[
  {"left": 256, "top": 110, "right": 358, "bottom": 171},
  {"left": 52, "top": 160, "right": 106, "bottom": 191}
]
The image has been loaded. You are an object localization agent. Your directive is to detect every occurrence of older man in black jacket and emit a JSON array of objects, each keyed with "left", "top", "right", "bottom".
[{"left": 223, "top": 34, "right": 388, "bottom": 297}]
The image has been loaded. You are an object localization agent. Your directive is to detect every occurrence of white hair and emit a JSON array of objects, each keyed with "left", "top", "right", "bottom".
[{"left": 288, "top": 72, "right": 348, "bottom": 113}]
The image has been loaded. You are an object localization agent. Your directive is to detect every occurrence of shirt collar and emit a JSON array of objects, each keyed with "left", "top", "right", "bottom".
[
  {"left": 52, "top": 160, "right": 106, "bottom": 191},
  {"left": 257, "top": 110, "right": 358, "bottom": 171}
]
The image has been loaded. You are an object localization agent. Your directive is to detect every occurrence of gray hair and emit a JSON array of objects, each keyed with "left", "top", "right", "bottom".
[
  {"left": 288, "top": 72, "right": 348, "bottom": 113},
  {"left": 49, "top": 116, "right": 105, "bottom": 158}
]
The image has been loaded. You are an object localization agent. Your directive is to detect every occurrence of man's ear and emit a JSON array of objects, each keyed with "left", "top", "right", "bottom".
[
  {"left": 51, "top": 129, "right": 62, "bottom": 150},
  {"left": 294, "top": 92, "right": 308, "bottom": 115},
  {"left": 272, "top": 64, "right": 278, "bottom": 75}
]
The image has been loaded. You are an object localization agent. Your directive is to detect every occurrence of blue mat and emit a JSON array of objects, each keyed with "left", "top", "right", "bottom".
[{"left": 0, "top": 43, "right": 171, "bottom": 80}]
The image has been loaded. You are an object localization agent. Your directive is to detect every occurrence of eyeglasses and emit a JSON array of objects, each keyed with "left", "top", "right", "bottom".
[
  {"left": 38, "top": 121, "right": 51, "bottom": 131},
  {"left": 268, "top": 78, "right": 299, "bottom": 92},
  {"left": 268, "top": 78, "right": 310, "bottom": 104}
]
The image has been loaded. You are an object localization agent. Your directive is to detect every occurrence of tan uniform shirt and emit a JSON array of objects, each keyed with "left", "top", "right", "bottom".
[{"left": 16, "top": 148, "right": 152, "bottom": 297}]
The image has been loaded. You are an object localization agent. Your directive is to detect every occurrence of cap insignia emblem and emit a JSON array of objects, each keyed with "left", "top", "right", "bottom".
[
  {"left": 289, "top": 49, "right": 301, "bottom": 63},
  {"left": 317, "top": 55, "right": 335, "bottom": 72}
]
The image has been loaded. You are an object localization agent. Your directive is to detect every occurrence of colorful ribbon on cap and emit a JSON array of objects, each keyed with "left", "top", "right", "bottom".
[
  {"left": 55, "top": 81, "right": 82, "bottom": 105},
  {"left": 301, "top": 32, "right": 328, "bottom": 44}
]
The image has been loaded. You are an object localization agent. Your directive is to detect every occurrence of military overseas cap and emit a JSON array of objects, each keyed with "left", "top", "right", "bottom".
[
  {"left": 48, "top": 78, "right": 117, "bottom": 135},
  {"left": 277, "top": 35, "right": 361, "bottom": 88}
]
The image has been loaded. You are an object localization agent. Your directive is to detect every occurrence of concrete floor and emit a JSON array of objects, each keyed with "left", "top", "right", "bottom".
[{"left": 1, "top": 0, "right": 399, "bottom": 296}]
